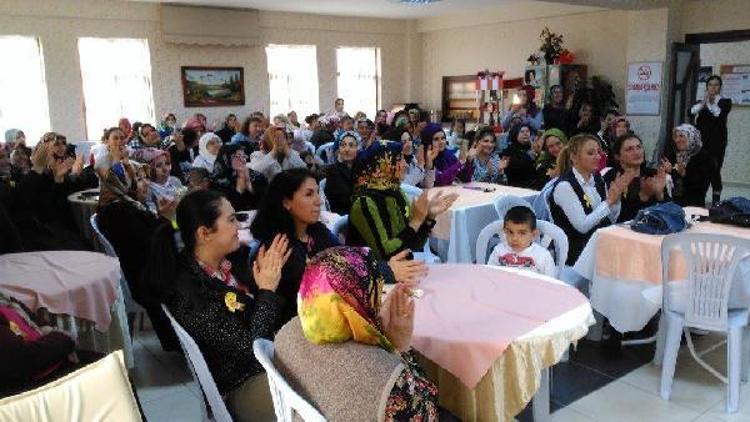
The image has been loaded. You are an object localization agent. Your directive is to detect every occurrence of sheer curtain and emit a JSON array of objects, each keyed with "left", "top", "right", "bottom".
[
  {"left": 0, "top": 36, "right": 51, "bottom": 146},
  {"left": 265, "top": 44, "right": 319, "bottom": 119},
  {"left": 78, "top": 38, "right": 155, "bottom": 140},
  {"left": 336, "top": 47, "right": 379, "bottom": 118}
]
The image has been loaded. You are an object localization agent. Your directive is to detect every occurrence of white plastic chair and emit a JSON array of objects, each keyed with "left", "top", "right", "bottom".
[
  {"left": 318, "top": 178, "right": 331, "bottom": 212},
  {"left": 331, "top": 214, "right": 349, "bottom": 244},
  {"left": 475, "top": 219, "right": 568, "bottom": 277},
  {"left": 658, "top": 233, "right": 750, "bottom": 413},
  {"left": 315, "top": 142, "right": 336, "bottom": 165},
  {"left": 162, "top": 305, "right": 231, "bottom": 422},
  {"left": 90, "top": 214, "right": 145, "bottom": 332},
  {"left": 253, "top": 339, "right": 326, "bottom": 422}
]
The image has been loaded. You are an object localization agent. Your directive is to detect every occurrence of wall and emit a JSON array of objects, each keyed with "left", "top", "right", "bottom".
[
  {"left": 0, "top": 0, "right": 410, "bottom": 141},
  {"left": 418, "top": 8, "right": 630, "bottom": 115},
  {"left": 681, "top": 0, "right": 750, "bottom": 35},
  {"left": 699, "top": 41, "right": 750, "bottom": 189}
]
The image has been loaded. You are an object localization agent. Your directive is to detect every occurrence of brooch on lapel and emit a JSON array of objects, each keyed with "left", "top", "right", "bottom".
[
  {"left": 583, "top": 193, "right": 593, "bottom": 209},
  {"left": 224, "top": 292, "right": 245, "bottom": 313}
]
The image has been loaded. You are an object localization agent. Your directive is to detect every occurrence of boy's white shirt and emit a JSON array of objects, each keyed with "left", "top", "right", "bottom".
[{"left": 487, "top": 241, "right": 556, "bottom": 278}]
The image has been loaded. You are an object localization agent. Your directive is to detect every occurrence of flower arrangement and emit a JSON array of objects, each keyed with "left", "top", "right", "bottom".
[
  {"left": 539, "top": 27, "right": 564, "bottom": 64},
  {"left": 557, "top": 49, "right": 575, "bottom": 65}
]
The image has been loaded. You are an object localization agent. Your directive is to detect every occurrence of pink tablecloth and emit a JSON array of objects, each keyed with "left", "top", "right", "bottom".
[
  {"left": 595, "top": 219, "right": 750, "bottom": 283},
  {"left": 412, "top": 264, "right": 588, "bottom": 389},
  {"left": 0, "top": 251, "right": 120, "bottom": 331}
]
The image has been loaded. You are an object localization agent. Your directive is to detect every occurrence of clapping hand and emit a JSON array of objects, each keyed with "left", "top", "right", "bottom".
[
  {"left": 379, "top": 282, "right": 416, "bottom": 352},
  {"left": 606, "top": 171, "right": 634, "bottom": 205},
  {"left": 71, "top": 154, "right": 84, "bottom": 176},
  {"left": 253, "top": 234, "right": 291, "bottom": 292},
  {"left": 388, "top": 250, "right": 428, "bottom": 283},
  {"left": 499, "top": 156, "right": 510, "bottom": 172},
  {"left": 416, "top": 145, "right": 425, "bottom": 168},
  {"left": 425, "top": 145, "right": 439, "bottom": 169},
  {"left": 427, "top": 191, "right": 458, "bottom": 219},
  {"left": 410, "top": 191, "right": 429, "bottom": 229}
]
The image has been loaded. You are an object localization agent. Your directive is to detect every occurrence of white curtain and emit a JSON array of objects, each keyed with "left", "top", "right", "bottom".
[
  {"left": 0, "top": 36, "right": 51, "bottom": 146},
  {"left": 266, "top": 44, "right": 319, "bottom": 119},
  {"left": 336, "top": 47, "right": 379, "bottom": 118},
  {"left": 78, "top": 38, "right": 155, "bottom": 140}
]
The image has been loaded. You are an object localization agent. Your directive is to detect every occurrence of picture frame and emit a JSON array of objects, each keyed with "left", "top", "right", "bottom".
[{"left": 181, "top": 66, "right": 245, "bottom": 107}]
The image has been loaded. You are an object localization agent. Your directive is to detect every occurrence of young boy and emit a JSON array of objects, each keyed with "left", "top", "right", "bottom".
[{"left": 487, "top": 206, "right": 556, "bottom": 277}]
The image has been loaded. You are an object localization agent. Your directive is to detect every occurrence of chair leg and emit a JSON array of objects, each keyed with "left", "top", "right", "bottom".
[
  {"left": 654, "top": 312, "right": 667, "bottom": 367},
  {"left": 742, "top": 326, "right": 750, "bottom": 383},
  {"left": 727, "top": 325, "right": 742, "bottom": 413},
  {"left": 660, "top": 313, "right": 684, "bottom": 401}
]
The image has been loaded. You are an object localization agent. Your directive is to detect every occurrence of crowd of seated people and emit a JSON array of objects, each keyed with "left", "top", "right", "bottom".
[{"left": 0, "top": 81, "right": 728, "bottom": 418}]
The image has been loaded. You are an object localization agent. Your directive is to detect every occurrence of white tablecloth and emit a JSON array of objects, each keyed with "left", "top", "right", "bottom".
[{"left": 427, "top": 183, "right": 538, "bottom": 263}]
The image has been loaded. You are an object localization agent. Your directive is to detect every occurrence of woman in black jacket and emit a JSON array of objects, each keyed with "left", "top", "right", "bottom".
[
  {"left": 147, "top": 189, "right": 290, "bottom": 421},
  {"left": 210, "top": 144, "right": 268, "bottom": 211},
  {"left": 502, "top": 123, "right": 537, "bottom": 188},
  {"left": 323, "top": 132, "right": 357, "bottom": 215},
  {"left": 669, "top": 124, "right": 720, "bottom": 207}
]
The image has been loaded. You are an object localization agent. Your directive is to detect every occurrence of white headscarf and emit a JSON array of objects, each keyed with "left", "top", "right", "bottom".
[
  {"left": 674, "top": 123, "right": 702, "bottom": 166},
  {"left": 197, "top": 132, "right": 220, "bottom": 167}
]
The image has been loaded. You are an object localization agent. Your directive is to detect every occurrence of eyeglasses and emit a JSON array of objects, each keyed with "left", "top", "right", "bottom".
[{"left": 232, "top": 153, "right": 248, "bottom": 160}]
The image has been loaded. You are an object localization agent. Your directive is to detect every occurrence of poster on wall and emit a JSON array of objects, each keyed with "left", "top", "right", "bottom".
[
  {"left": 695, "top": 66, "right": 714, "bottom": 100},
  {"left": 181, "top": 66, "right": 245, "bottom": 107},
  {"left": 626, "top": 62, "right": 663, "bottom": 115},
  {"left": 719, "top": 64, "right": 750, "bottom": 106}
]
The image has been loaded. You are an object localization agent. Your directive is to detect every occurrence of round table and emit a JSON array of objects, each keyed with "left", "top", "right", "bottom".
[
  {"left": 0, "top": 251, "right": 133, "bottom": 367},
  {"left": 411, "top": 264, "right": 594, "bottom": 421},
  {"left": 67, "top": 188, "right": 102, "bottom": 252}
]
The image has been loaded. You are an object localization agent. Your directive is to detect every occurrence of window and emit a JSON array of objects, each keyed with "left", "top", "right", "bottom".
[
  {"left": 78, "top": 38, "right": 155, "bottom": 140},
  {"left": 336, "top": 47, "right": 379, "bottom": 118},
  {"left": 265, "top": 44, "right": 319, "bottom": 119},
  {"left": 0, "top": 36, "right": 51, "bottom": 146}
]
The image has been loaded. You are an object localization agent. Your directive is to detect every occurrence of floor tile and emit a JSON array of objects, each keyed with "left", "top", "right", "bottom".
[
  {"left": 549, "top": 406, "right": 598, "bottom": 421},
  {"left": 140, "top": 386, "right": 205, "bottom": 422},
  {"left": 570, "top": 380, "right": 702, "bottom": 422}
]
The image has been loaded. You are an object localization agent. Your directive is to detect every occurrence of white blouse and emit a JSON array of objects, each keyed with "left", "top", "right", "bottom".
[{"left": 552, "top": 167, "right": 620, "bottom": 233}]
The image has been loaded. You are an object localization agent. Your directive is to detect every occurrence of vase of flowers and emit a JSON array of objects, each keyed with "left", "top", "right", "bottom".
[{"left": 539, "top": 27, "right": 564, "bottom": 65}]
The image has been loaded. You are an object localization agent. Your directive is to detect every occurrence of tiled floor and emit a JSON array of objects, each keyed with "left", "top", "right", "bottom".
[{"left": 131, "top": 327, "right": 747, "bottom": 422}]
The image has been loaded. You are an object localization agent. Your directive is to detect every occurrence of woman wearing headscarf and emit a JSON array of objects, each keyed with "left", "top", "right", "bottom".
[
  {"left": 192, "top": 132, "right": 221, "bottom": 172},
  {"left": 274, "top": 246, "right": 439, "bottom": 421},
  {"left": 542, "top": 85, "right": 568, "bottom": 132},
  {"left": 158, "top": 113, "right": 177, "bottom": 140},
  {"left": 96, "top": 162, "right": 178, "bottom": 351},
  {"left": 501, "top": 85, "right": 544, "bottom": 132},
  {"left": 668, "top": 123, "right": 719, "bottom": 207},
  {"left": 421, "top": 123, "right": 474, "bottom": 186},
  {"left": 347, "top": 140, "right": 456, "bottom": 261},
  {"left": 134, "top": 148, "right": 184, "bottom": 203},
  {"left": 689, "top": 75, "right": 732, "bottom": 204},
  {"left": 211, "top": 144, "right": 267, "bottom": 211},
  {"left": 533, "top": 128, "right": 568, "bottom": 190},
  {"left": 502, "top": 123, "right": 538, "bottom": 188},
  {"left": 166, "top": 127, "right": 198, "bottom": 182}
]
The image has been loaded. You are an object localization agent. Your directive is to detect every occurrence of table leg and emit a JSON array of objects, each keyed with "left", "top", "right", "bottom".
[{"left": 532, "top": 367, "right": 551, "bottom": 421}]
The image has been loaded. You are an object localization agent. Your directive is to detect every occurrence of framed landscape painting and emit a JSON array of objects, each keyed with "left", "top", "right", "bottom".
[{"left": 181, "top": 66, "right": 245, "bottom": 107}]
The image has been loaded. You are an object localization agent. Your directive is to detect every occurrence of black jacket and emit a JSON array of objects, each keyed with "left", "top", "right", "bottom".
[
  {"left": 603, "top": 166, "right": 671, "bottom": 223},
  {"left": 502, "top": 143, "right": 536, "bottom": 188},
  {"left": 670, "top": 149, "right": 720, "bottom": 207},
  {"left": 324, "top": 162, "right": 354, "bottom": 215},
  {"left": 165, "top": 255, "right": 286, "bottom": 396}
]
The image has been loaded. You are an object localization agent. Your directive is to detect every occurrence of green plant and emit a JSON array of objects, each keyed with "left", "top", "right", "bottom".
[{"left": 539, "top": 27, "right": 564, "bottom": 64}]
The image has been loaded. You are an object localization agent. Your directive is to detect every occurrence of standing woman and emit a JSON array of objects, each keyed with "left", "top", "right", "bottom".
[
  {"left": 211, "top": 144, "right": 268, "bottom": 211},
  {"left": 669, "top": 124, "right": 720, "bottom": 207},
  {"left": 549, "top": 134, "right": 630, "bottom": 265},
  {"left": 421, "top": 123, "right": 475, "bottom": 186},
  {"left": 501, "top": 85, "right": 544, "bottom": 132},
  {"left": 690, "top": 75, "right": 732, "bottom": 204},
  {"left": 542, "top": 85, "right": 569, "bottom": 132},
  {"left": 471, "top": 127, "right": 509, "bottom": 185}
]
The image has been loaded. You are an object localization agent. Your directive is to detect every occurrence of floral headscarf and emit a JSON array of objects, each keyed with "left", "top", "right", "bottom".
[
  {"left": 353, "top": 140, "right": 403, "bottom": 193},
  {"left": 298, "top": 246, "right": 396, "bottom": 352},
  {"left": 674, "top": 123, "right": 703, "bottom": 165}
]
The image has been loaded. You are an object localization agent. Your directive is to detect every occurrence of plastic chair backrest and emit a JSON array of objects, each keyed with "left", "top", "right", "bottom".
[
  {"left": 475, "top": 219, "right": 568, "bottom": 276},
  {"left": 315, "top": 142, "right": 335, "bottom": 165},
  {"left": 532, "top": 179, "right": 556, "bottom": 222},
  {"left": 661, "top": 233, "right": 750, "bottom": 331},
  {"left": 331, "top": 214, "right": 348, "bottom": 244},
  {"left": 90, "top": 214, "right": 118, "bottom": 258},
  {"left": 400, "top": 183, "right": 423, "bottom": 203},
  {"left": 253, "top": 339, "right": 326, "bottom": 422},
  {"left": 318, "top": 178, "right": 331, "bottom": 211},
  {"left": 161, "top": 305, "right": 233, "bottom": 422}
]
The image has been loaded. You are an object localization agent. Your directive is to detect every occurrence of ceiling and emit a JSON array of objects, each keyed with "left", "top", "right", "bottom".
[{"left": 128, "top": 0, "right": 526, "bottom": 19}]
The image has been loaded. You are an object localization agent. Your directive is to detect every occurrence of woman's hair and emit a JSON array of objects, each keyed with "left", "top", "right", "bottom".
[
  {"left": 613, "top": 133, "right": 643, "bottom": 158},
  {"left": 181, "top": 128, "right": 198, "bottom": 148},
  {"left": 471, "top": 127, "right": 495, "bottom": 149},
  {"left": 549, "top": 84, "right": 563, "bottom": 96},
  {"left": 145, "top": 189, "right": 226, "bottom": 300},
  {"left": 262, "top": 126, "right": 283, "bottom": 152},
  {"left": 240, "top": 116, "right": 264, "bottom": 136},
  {"left": 250, "top": 168, "right": 316, "bottom": 242},
  {"left": 706, "top": 75, "right": 723, "bottom": 87},
  {"left": 508, "top": 123, "right": 534, "bottom": 146},
  {"left": 555, "top": 134, "right": 599, "bottom": 175},
  {"left": 382, "top": 126, "right": 409, "bottom": 142},
  {"left": 102, "top": 127, "right": 123, "bottom": 143}
]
